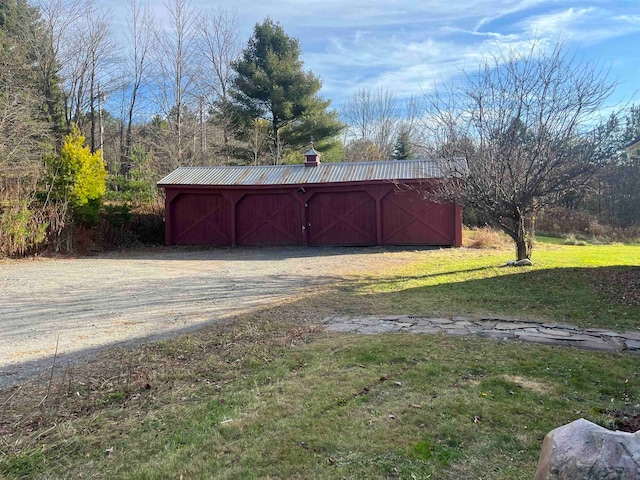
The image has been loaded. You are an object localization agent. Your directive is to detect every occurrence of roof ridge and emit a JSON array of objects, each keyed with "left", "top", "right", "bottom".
[{"left": 175, "top": 158, "right": 437, "bottom": 170}]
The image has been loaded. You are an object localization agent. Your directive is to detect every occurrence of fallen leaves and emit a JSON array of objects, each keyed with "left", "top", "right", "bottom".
[{"left": 593, "top": 267, "right": 640, "bottom": 307}]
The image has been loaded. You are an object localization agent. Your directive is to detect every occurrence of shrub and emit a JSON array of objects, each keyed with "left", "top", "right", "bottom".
[
  {"left": 0, "top": 202, "right": 48, "bottom": 257},
  {"left": 45, "top": 125, "right": 107, "bottom": 225},
  {"left": 562, "top": 234, "right": 589, "bottom": 246}
]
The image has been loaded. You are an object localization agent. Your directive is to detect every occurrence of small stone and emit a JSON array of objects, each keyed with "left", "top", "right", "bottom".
[
  {"left": 415, "top": 319, "right": 438, "bottom": 327},
  {"left": 476, "top": 320, "right": 497, "bottom": 328},
  {"left": 542, "top": 323, "right": 581, "bottom": 331},
  {"left": 466, "top": 326, "right": 484, "bottom": 333},
  {"left": 357, "top": 323, "right": 403, "bottom": 335},
  {"left": 515, "top": 333, "right": 570, "bottom": 347},
  {"left": 428, "top": 318, "right": 454, "bottom": 324},
  {"left": 622, "top": 331, "right": 640, "bottom": 341},
  {"left": 495, "top": 322, "right": 536, "bottom": 330},
  {"left": 453, "top": 320, "right": 473, "bottom": 327},
  {"left": 452, "top": 315, "right": 475, "bottom": 322},
  {"left": 585, "top": 328, "right": 621, "bottom": 335},
  {"left": 358, "top": 318, "right": 385, "bottom": 326},
  {"left": 535, "top": 418, "right": 640, "bottom": 480},
  {"left": 625, "top": 339, "right": 640, "bottom": 351},
  {"left": 538, "top": 328, "right": 572, "bottom": 337},
  {"left": 478, "top": 331, "right": 517, "bottom": 340},
  {"left": 443, "top": 328, "right": 472, "bottom": 336},
  {"left": 409, "top": 325, "right": 441, "bottom": 334}
]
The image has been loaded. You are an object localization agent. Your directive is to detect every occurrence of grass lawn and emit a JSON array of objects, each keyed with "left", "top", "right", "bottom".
[
  {"left": 1, "top": 242, "right": 638, "bottom": 479},
  {"left": 345, "top": 242, "right": 639, "bottom": 330}
]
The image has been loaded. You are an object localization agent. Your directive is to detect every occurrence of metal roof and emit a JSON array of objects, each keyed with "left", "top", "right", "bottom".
[{"left": 157, "top": 158, "right": 466, "bottom": 187}]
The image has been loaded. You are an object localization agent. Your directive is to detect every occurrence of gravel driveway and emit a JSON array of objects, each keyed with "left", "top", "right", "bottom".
[{"left": 0, "top": 246, "right": 422, "bottom": 387}]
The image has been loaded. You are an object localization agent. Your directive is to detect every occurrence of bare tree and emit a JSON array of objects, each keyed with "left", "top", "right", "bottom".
[
  {"left": 341, "top": 87, "right": 422, "bottom": 161},
  {"left": 37, "top": 0, "right": 117, "bottom": 142},
  {"left": 248, "top": 118, "right": 268, "bottom": 165},
  {"left": 194, "top": 8, "right": 240, "bottom": 162},
  {"left": 118, "top": 0, "right": 154, "bottom": 175},
  {"left": 422, "top": 42, "right": 617, "bottom": 260},
  {"left": 150, "top": 0, "right": 197, "bottom": 168},
  {"left": 342, "top": 87, "right": 375, "bottom": 144},
  {"left": 28, "top": 0, "right": 89, "bottom": 134},
  {"left": 83, "top": 5, "right": 117, "bottom": 152}
]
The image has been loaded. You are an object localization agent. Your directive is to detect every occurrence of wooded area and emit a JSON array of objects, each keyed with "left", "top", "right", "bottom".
[{"left": 0, "top": 0, "right": 638, "bottom": 258}]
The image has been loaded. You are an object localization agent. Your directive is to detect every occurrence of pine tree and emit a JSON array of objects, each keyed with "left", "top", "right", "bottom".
[
  {"left": 392, "top": 130, "right": 413, "bottom": 160},
  {"left": 232, "top": 18, "right": 343, "bottom": 164}
]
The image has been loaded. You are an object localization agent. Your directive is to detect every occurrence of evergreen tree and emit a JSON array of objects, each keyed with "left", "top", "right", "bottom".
[
  {"left": 0, "top": 0, "right": 65, "bottom": 134},
  {"left": 392, "top": 130, "right": 413, "bottom": 160},
  {"left": 232, "top": 18, "right": 342, "bottom": 164}
]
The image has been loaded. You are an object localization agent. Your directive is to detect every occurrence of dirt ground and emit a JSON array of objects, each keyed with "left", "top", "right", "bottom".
[{"left": 0, "top": 246, "right": 427, "bottom": 388}]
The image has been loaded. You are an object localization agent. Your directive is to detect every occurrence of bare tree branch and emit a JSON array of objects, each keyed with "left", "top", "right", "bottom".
[{"left": 421, "top": 41, "right": 618, "bottom": 260}]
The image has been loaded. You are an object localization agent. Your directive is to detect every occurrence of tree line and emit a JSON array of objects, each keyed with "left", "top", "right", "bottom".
[{"left": 0, "top": 0, "right": 638, "bottom": 259}]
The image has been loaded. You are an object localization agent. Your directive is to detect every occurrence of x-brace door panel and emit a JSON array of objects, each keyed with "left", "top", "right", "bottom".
[
  {"left": 381, "top": 189, "right": 454, "bottom": 245},
  {"left": 171, "top": 193, "right": 232, "bottom": 245},
  {"left": 307, "top": 191, "right": 377, "bottom": 246},
  {"left": 236, "top": 193, "right": 303, "bottom": 246}
]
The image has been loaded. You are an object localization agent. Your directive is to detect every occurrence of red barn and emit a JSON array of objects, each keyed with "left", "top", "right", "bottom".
[{"left": 157, "top": 150, "right": 463, "bottom": 247}]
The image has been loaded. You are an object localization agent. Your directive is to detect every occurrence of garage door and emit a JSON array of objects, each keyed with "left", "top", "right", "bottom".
[
  {"left": 307, "top": 191, "right": 376, "bottom": 246},
  {"left": 236, "top": 193, "right": 303, "bottom": 246},
  {"left": 381, "top": 189, "right": 454, "bottom": 245},
  {"left": 171, "top": 193, "right": 231, "bottom": 245}
]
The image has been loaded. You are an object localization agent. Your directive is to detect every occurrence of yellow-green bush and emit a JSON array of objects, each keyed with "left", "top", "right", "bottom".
[{"left": 46, "top": 125, "right": 107, "bottom": 224}]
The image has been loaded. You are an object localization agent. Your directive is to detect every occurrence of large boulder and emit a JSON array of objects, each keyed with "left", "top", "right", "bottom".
[{"left": 535, "top": 418, "right": 640, "bottom": 479}]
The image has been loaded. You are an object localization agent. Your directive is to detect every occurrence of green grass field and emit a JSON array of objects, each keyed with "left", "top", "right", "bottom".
[{"left": 1, "top": 242, "right": 638, "bottom": 479}]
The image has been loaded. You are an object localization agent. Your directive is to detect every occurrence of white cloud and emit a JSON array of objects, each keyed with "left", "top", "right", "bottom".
[
  {"left": 59, "top": 0, "right": 640, "bottom": 110},
  {"left": 524, "top": 6, "right": 595, "bottom": 35}
]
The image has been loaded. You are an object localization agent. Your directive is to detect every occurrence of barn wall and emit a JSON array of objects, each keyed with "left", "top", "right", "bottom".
[
  {"left": 164, "top": 181, "right": 461, "bottom": 247},
  {"left": 380, "top": 189, "right": 456, "bottom": 245}
]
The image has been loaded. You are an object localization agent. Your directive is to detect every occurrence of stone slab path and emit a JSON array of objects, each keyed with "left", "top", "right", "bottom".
[{"left": 324, "top": 315, "right": 640, "bottom": 354}]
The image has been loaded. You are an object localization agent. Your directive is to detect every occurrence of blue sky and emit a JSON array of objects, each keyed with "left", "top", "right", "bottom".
[{"left": 106, "top": 0, "right": 639, "bottom": 111}]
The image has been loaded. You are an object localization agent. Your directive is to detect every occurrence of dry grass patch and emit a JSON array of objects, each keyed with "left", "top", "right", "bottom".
[
  {"left": 463, "top": 227, "right": 513, "bottom": 250},
  {"left": 498, "top": 375, "right": 556, "bottom": 395}
]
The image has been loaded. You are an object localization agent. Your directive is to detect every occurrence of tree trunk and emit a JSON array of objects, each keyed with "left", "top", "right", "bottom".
[
  {"left": 515, "top": 236, "right": 528, "bottom": 261},
  {"left": 514, "top": 209, "right": 532, "bottom": 260},
  {"left": 90, "top": 67, "right": 96, "bottom": 152},
  {"left": 271, "top": 120, "right": 280, "bottom": 164}
]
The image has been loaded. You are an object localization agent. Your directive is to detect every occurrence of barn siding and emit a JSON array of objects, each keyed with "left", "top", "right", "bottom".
[
  {"left": 236, "top": 193, "right": 303, "bottom": 246},
  {"left": 380, "top": 189, "right": 455, "bottom": 245},
  {"left": 163, "top": 181, "right": 461, "bottom": 247},
  {"left": 169, "top": 193, "right": 232, "bottom": 245},
  {"left": 307, "top": 190, "right": 377, "bottom": 246}
]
